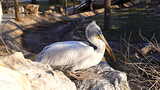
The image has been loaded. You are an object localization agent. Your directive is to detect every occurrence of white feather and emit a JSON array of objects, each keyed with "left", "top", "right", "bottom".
[{"left": 36, "top": 21, "right": 106, "bottom": 71}]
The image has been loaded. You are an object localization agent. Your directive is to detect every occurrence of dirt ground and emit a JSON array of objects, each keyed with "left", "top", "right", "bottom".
[
  {"left": 0, "top": 16, "right": 63, "bottom": 55},
  {"left": 0, "top": 15, "right": 90, "bottom": 57}
]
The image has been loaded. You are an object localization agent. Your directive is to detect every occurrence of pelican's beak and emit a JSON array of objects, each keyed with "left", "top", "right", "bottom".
[{"left": 98, "top": 34, "right": 116, "bottom": 61}]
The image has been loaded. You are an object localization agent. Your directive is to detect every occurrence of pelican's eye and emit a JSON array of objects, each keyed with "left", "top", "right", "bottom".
[{"left": 95, "top": 30, "right": 102, "bottom": 39}]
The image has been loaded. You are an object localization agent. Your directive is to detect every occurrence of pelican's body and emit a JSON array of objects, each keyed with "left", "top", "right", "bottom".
[
  {"left": 37, "top": 40, "right": 105, "bottom": 71},
  {"left": 36, "top": 21, "right": 115, "bottom": 71}
]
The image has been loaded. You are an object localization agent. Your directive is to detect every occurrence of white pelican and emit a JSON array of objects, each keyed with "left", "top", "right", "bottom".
[{"left": 36, "top": 21, "right": 115, "bottom": 78}]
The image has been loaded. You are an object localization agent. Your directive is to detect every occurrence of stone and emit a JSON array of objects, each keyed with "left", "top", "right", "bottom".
[
  {"left": 24, "top": 4, "right": 40, "bottom": 16},
  {"left": 73, "top": 62, "right": 130, "bottom": 90},
  {"left": 0, "top": 1, "right": 2, "bottom": 24},
  {"left": 0, "top": 66, "right": 31, "bottom": 90},
  {"left": 0, "top": 52, "right": 77, "bottom": 90},
  {"left": 0, "top": 52, "right": 130, "bottom": 90}
]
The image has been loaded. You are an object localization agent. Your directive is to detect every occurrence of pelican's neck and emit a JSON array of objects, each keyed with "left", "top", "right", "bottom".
[{"left": 88, "top": 37, "right": 105, "bottom": 53}]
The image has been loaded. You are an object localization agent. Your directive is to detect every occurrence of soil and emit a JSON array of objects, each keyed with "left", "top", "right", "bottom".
[
  {"left": 0, "top": 15, "right": 89, "bottom": 57},
  {"left": 0, "top": 16, "right": 62, "bottom": 55}
]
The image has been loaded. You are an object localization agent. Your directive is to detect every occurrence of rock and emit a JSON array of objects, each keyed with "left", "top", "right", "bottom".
[
  {"left": 0, "top": 52, "right": 130, "bottom": 90},
  {"left": 73, "top": 62, "right": 130, "bottom": 90},
  {"left": 0, "top": 52, "right": 77, "bottom": 90},
  {"left": 24, "top": 4, "right": 40, "bottom": 16},
  {"left": 0, "top": 1, "right": 2, "bottom": 24},
  {"left": 44, "top": 10, "right": 53, "bottom": 16},
  {"left": 0, "top": 66, "right": 31, "bottom": 90}
]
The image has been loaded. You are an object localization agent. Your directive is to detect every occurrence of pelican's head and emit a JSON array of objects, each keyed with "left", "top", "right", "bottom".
[{"left": 86, "top": 21, "right": 116, "bottom": 60}]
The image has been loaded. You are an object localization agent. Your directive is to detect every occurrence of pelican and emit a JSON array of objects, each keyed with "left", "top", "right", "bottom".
[{"left": 36, "top": 21, "right": 115, "bottom": 79}]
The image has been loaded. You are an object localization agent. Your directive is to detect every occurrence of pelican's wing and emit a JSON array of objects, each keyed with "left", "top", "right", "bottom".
[{"left": 36, "top": 41, "right": 94, "bottom": 66}]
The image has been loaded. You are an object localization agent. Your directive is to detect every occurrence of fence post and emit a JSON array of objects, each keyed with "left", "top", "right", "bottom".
[
  {"left": 14, "top": 0, "right": 21, "bottom": 21},
  {"left": 104, "top": 0, "right": 111, "bottom": 30}
]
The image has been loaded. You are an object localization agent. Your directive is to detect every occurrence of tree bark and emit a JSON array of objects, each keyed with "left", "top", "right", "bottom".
[
  {"left": 104, "top": 0, "right": 111, "bottom": 30},
  {"left": 14, "top": 0, "right": 21, "bottom": 21}
]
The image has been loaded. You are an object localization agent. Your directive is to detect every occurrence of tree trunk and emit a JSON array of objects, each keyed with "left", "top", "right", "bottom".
[
  {"left": 14, "top": 0, "right": 21, "bottom": 21},
  {"left": 31, "top": 0, "right": 37, "bottom": 4},
  {"left": 104, "top": 0, "right": 111, "bottom": 30}
]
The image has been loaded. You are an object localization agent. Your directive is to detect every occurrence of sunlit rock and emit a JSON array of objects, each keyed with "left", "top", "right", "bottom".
[
  {"left": 73, "top": 62, "right": 130, "bottom": 90},
  {"left": 0, "top": 1, "right": 2, "bottom": 24},
  {"left": 0, "top": 52, "right": 77, "bottom": 90},
  {"left": 0, "top": 52, "right": 130, "bottom": 90},
  {"left": 0, "top": 66, "right": 31, "bottom": 90}
]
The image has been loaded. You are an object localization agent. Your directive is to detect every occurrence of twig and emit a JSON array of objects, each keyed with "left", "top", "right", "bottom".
[{"left": 0, "top": 20, "right": 12, "bottom": 54}]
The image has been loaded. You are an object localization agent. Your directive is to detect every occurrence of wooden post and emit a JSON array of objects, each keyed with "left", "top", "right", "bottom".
[
  {"left": 64, "top": 0, "right": 68, "bottom": 15},
  {"left": 104, "top": 0, "right": 111, "bottom": 30},
  {"left": 89, "top": 0, "right": 93, "bottom": 11},
  {"left": 14, "top": 0, "right": 21, "bottom": 21}
]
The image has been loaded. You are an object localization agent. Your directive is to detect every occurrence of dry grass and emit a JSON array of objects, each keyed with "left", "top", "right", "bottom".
[
  {"left": 114, "top": 33, "right": 160, "bottom": 90},
  {"left": 0, "top": 22, "right": 12, "bottom": 56},
  {"left": 126, "top": 56, "right": 160, "bottom": 90}
]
